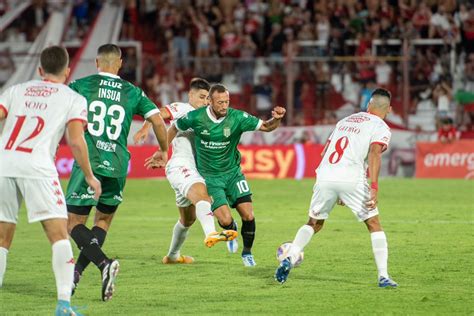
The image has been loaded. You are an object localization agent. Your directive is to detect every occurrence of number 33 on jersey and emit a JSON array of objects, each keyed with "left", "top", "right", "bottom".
[{"left": 69, "top": 72, "right": 159, "bottom": 178}]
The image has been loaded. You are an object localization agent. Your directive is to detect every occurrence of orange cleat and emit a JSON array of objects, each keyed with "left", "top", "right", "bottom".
[
  {"left": 204, "top": 230, "right": 238, "bottom": 248},
  {"left": 162, "top": 255, "right": 195, "bottom": 264}
]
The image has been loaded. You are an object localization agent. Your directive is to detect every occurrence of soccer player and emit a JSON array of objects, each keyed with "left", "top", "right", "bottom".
[
  {"left": 0, "top": 46, "right": 101, "bottom": 315},
  {"left": 65, "top": 44, "right": 168, "bottom": 301},
  {"left": 135, "top": 78, "right": 238, "bottom": 264},
  {"left": 153, "top": 84, "right": 286, "bottom": 267},
  {"left": 274, "top": 88, "right": 398, "bottom": 287}
]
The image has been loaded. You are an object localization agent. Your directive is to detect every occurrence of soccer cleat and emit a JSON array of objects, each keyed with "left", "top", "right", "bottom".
[
  {"left": 101, "top": 259, "right": 120, "bottom": 301},
  {"left": 227, "top": 223, "right": 239, "bottom": 253},
  {"left": 71, "top": 270, "right": 81, "bottom": 296},
  {"left": 204, "top": 230, "right": 238, "bottom": 248},
  {"left": 242, "top": 254, "right": 257, "bottom": 267},
  {"left": 162, "top": 255, "right": 195, "bottom": 264},
  {"left": 55, "top": 300, "right": 82, "bottom": 316},
  {"left": 274, "top": 257, "right": 293, "bottom": 284},
  {"left": 378, "top": 276, "right": 398, "bottom": 288}
]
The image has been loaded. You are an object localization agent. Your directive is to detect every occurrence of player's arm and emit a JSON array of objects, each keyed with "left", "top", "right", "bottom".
[
  {"left": 66, "top": 121, "right": 102, "bottom": 200},
  {"left": 146, "top": 113, "right": 169, "bottom": 166},
  {"left": 133, "top": 108, "right": 171, "bottom": 144},
  {"left": 259, "top": 106, "right": 286, "bottom": 132},
  {"left": 367, "top": 143, "right": 384, "bottom": 209},
  {"left": 168, "top": 124, "right": 178, "bottom": 145}
]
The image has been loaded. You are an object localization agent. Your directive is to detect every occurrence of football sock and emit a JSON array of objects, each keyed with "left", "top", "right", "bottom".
[
  {"left": 167, "top": 220, "right": 190, "bottom": 260},
  {"left": 52, "top": 239, "right": 74, "bottom": 302},
  {"left": 70, "top": 224, "right": 109, "bottom": 271},
  {"left": 371, "top": 231, "right": 389, "bottom": 279},
  {"left": 218, "top": 219, "right": 237, "bottom": 231},
  {"left": 195, "top": 201, "right": 216, "bottom": 236},
  {"left": 241, "top": 219, "right": 256, "bottom": 255},
  {"left": 0, "top": 247, "right": 8, "bottom": 287},
  {"left": 75, "top": 226, "right": 107, "bottom": 275},
  {"left": 288, "top": 225, "right": 314, "bottom": 265}
]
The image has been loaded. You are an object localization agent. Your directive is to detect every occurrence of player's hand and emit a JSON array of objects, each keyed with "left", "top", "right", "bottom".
[
  {"left": 272, "top": 106, "right": 286, "bottom": 120},
  {"left": 144, "top": 150, "right": 168, "bottom": 169},
  {"left": 133, "top": 128, "right": 149, "bottom": 144},
  {"left": 85, "top": 175, "right": 102, "bottom": 201},
  {"left": 366, "top": 189, "right": 378, "bottom": 210}
]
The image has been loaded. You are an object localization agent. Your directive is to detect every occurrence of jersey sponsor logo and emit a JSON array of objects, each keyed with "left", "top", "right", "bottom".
[
  {"left": 99, "top": 79, "right": 123, "bottom": 89},
  {"left": 25, "top": 101, "right": 47, "bottom": 111},
  {"left": 223, "top": 127, "right": 231, "bottom": 138},
  {"left": 345, "top": 115, "right": 370, "bottom": 123},
  {"left": 69, "top": 191, "right": 95, "bottom": 200},
  {"left": 200, "top": 139, "right": 230, "bottom": 149},
  {"left": 86, "top": 186, "right": 95, "bottom": 195},
  {"left": 96, "top": 140, "right": 117, "bottom": 152},
  {"left": 201, "top": 129, "right": 210, "bottom": 136},
  {"left": 24, "top": 86, "right": 58, "bottom": 97},
  {"left": 103, "top": 160, "right": 111, "bottom": 167},
  {"left": 169, "top": 103, "right": 179, "bottom": 113},
  {"left": 113, "top": 195, "right": 123, "bottom": 202}
]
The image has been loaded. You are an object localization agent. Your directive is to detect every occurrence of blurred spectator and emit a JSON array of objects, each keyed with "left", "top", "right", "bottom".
[
  {"left": 119, "top": 47, "right": 137, "bottom": 84},
  {"left": 375, "top": 58, "right": 392, "bottom": 88},
  {"left": 0, "top": 48, "right": 14, "bottom": 86},
  {"left": 433, "top": 80, "right": 452, "bottom": 122},
  {"left": 251, "top": 75, "right": 273, "bottom": 116},
  {"left": 438, "top": 117, "right": 458, "bottom": 143}
]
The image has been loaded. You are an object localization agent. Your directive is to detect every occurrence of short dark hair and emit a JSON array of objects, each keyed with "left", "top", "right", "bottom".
[
  {"left": 40, "top": 46, "right": 69, "bottom": 75},
  {"left": 209, "top": 84, "right": 227, "bottom": 98},
  {"left": 371, "top": 88, "right": 391, "bottom": 99},
  {"left": 189, "top": 78, "right": 210, "bottom": 91},
  {"left": 97, "top": 44, "right": 121, "bottom": 57}
]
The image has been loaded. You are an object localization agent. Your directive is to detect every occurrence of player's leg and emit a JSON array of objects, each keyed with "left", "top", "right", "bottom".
[
  {"left": 163, "top": 204, "right": 196, "bottom": 264},
  {"left": 19, "top": 177, "right": 77, "bottom": 313},
  {"left": 227, "top": 173, "right": 255, "bottom": 264},
  {"left": 340, "top": 181, "right": 397, "bottom": 287},
  {"left": 0, "top": 177, "right": 21, "bottom": 287},
  {"left": 186, "top": 181, "right": 238, "bottom": 247},
  {"left": 275, "top": 181, "right": 337, "bottom": 283},
  {"left": 203, "top": 175, "right": 239, "bottom": 252}
]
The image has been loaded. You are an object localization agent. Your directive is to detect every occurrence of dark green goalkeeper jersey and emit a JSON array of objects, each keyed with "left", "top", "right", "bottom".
[
  {"left": 69, "top": 72, "right": 158, "bottom": 178},
  {"left": 176, "top": 106, "right": 262, "bottom": 177}
]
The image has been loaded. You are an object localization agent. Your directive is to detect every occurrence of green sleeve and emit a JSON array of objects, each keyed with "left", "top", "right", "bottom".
[
  {"left": 176, "top": 112, "right": 194, "bottom": 131},
  {"left": 240, "top": 111, "right": 262, "bottom": 132},
  {"left": 68, "top": 80, "right": 79, "bottom": 93},
  {"left": 135, "top": 88, "right": 159, "bottom": 119}
]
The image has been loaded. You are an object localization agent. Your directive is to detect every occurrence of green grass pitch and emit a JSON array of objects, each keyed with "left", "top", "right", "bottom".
[{"left": 1, "top": 179, "right": 473, "bottom": 315}]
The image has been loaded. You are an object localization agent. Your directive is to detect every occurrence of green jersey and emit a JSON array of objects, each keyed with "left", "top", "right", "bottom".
[
  {"left": 70, "top": 72, "right": 159, "bottom": 178},
  {"left": 176, "top": 106, "right": 262, "bottom": 176}
]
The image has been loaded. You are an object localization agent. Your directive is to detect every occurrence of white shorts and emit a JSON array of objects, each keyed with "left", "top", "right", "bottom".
[
  {"left": 0, "top": 177, "right": 67, "bottom": 224},
  {"left": 308, "top": 180, "right": 379, "bottom": 222},
  {"left": 165, "top": 165, "right": 206, "bottom": 207}
]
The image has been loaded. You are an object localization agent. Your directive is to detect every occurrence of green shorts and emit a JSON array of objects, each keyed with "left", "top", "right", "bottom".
[
  {"left": 205, "top": 170, "right": 252, "bottom": 211},
  {"left": 66, "top": 164, "right": 126, "bottom": 207}
]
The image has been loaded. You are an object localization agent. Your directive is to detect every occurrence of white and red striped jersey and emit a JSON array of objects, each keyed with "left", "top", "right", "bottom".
[
  {"left": 0, "top": 80, "right": 87, "bottom": 178},
  {"left": 165, "top": 102, "right": 197, "bottom": 168},
  {"left": 316, "top": 112, "right": 391, "bottom": 183}
]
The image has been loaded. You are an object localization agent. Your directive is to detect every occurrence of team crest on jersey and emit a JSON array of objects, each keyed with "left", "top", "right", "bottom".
[{"left": 223, "top": 127, "right": 231, "bottom": 138}]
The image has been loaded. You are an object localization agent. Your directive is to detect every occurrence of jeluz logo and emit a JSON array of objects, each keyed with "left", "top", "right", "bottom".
[{"left": 201, "top": 129, "right": 210, "bottom": 136}]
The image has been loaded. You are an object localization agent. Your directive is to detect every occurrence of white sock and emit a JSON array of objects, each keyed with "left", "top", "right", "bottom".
[
  {"left": 52, "top": 239, "right": 74, "bottom": 302},
  {"left": 288, "top": 225, "right": 314, "bottom": 265},
  {"left": 0, "top": 247, "right": 8, "bottom": 287},
  {"left": 167, "top": 220, "right": 189, "bottom": 260},
  {"left": 195, "top": 201, "right": 216, "bottom": 236},
  {"left": 371, "top": 231, "right": 389, "bottom": 279}
]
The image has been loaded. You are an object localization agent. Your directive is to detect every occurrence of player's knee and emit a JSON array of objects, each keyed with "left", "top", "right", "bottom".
[
  {"left": 182, "top": 216, "right": 196, "bottom": 227},
  {"left": 306, "top": 218, "right": 324, "bottom": 232},
  {"left": 240, "top": 212, "right": 254, "bottom": 221}
]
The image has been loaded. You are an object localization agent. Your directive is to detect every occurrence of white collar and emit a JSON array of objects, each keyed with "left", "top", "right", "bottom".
[
  {"left": 206, "top": 106, "right": 225, "bottom": 123},
  {"left": 98, "top": 72, "right": 120, "bottom": 79}
]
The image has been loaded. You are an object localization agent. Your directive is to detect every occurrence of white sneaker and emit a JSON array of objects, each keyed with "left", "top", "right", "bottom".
[{"left": 242, "top": 254, "right": 256, "bottom": 267}]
